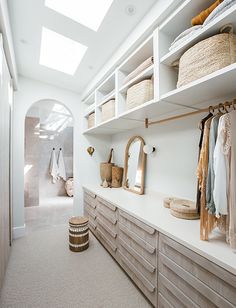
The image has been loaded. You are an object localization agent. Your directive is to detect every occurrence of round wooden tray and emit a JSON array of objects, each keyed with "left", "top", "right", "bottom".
[{"left": 170, "top": 199, "right": 200, "bottom": 220}]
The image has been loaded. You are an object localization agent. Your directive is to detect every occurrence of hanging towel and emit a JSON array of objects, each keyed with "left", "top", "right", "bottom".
[
  {"left": 49, "top": 149, "right": 59, "bottom": 184},
  {"left": 58, "top": 149, "right": 67, "bottom": 181}
]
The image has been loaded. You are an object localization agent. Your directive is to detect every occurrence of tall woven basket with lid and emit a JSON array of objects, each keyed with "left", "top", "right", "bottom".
[{"left": 177, "top": 27, "right": 236, "bottom": 88}]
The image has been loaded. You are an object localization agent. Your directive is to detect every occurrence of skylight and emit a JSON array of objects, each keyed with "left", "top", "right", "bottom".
[
  {"left": 39, "top": 27, "right": 87, "bottom": 75},
  {"left": 45, "top": 0, "right": 114, "bottom": 31}
]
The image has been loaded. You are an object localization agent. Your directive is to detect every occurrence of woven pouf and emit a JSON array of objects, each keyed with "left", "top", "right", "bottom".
[{"left": 69, "top": 216, "right": 89, "bottom": 252}]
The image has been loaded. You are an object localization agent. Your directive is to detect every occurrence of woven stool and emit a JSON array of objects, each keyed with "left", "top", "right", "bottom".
[{"left": 69, "top": 216, "right": 89, "bottom": 252}]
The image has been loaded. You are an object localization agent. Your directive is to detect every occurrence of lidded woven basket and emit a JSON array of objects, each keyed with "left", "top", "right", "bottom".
[{"left": 177, "top": 29, "right": 236, "bottom": 88}]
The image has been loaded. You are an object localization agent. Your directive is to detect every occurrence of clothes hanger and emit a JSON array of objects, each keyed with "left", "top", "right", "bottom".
[
  {"left": 217, "top": 103, "right": 225, "bottom": 115},
  {"left": 223, "top": 101, "right": 230, "bottom": 113}
]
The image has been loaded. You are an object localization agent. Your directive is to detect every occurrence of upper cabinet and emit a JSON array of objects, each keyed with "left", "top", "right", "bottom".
[{"left": 82, "top": 0, "right": 236, "bottom": 134}]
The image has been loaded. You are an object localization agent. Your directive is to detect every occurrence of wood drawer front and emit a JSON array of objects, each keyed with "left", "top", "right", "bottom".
[
  {"left": 118, "top": 240, "right": 157, "bottom": 285},
  {"left": 159, "top": 254, "right": 219, "bottom": 308},
  {"left": 84, "top": 194, "right": 97, "bottom": 209},
  {"left": 96, "top": 217, "right": 117, "bottom": 239},
  {"left": 97, "top": 207, "right": 117, "bottom": 225},
  {"left": 84, "top": 202, "right": 96, "bottom": 220},
  {"left": 159, "top": 273, "right": 198, "bottom": 308},
  {"left": 96, "top": 227, "right": 117, "bottom": 257},
  {"left": 118, "top": 223, "right": 156, "bottom": 267},
  {"left": 159, "top": 234, "right": 236, "bottom": 306},
  {"left": 97, "top": 197, "right": 117, "bottom": 212},
  {"left": 118, "top": 250, "right": 157, "bottom": 307},
  {"left": 119, "top": 210, "right": 156, "bottom": 246},
  {"left": 158, "top": 292, "right": 174, "bottom": 308},
  {"left": 83, "top": 188, "right": 96, "bottom": 199}
]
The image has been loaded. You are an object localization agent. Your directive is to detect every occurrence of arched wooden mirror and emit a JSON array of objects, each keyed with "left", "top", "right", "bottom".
[{"left": 123, "top": 136, "right": 146, "bottom": 195}]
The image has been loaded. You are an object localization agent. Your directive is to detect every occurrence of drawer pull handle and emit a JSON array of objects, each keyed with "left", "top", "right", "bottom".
[
  {"left": 97, "top": 228, "right": 117, "bottom": 252},
  {"left": 97, "top": 197, "right": 117, "bottom": 212},
  {"left": 97, "top": 218, "right": 117, "bottom": 238},
  {"left": 119, "top": 237, "right": 156, "bottom": 273},
  {"left": 88, "top": 220, "right": 97, "bottom": 230},
  {"left": 119, "top": 223, "right": 156, "bottom": 254},
  {"left": 84, "top": 189, "right": 96, "bottom": 199},
  {"left": 84, "top": 197, "right": 97, "bottom": 209},
  {"left": 118, "top": 250, "right": 156, "bottom": 293},
  {"left": 120, "top": 210, "right": 155, "bottom": 235},
  {"left": 97, "top": 208, "right": 117, "bottom": 225}
]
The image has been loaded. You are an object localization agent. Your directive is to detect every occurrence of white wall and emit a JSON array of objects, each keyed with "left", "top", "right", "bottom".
[
  {"left": 12, "top": 76, "right": 111, "bottom": 236},
  {"left": 111, "top": 113, "right": 203, "bottom": 200}
]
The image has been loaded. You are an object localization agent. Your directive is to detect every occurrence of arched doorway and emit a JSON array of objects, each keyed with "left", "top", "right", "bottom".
[{"left": 24, "top": 99, "right": 74, "bottom": 231}]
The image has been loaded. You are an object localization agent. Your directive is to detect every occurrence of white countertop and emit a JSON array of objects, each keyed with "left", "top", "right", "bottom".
[{"left": 83, "top": 184, "right": 236, "bottom": 275}]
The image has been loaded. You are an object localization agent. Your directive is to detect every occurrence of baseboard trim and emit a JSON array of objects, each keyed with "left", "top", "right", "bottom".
[{"left": 13, "top": 224, "right": 26, "bottom": 239}]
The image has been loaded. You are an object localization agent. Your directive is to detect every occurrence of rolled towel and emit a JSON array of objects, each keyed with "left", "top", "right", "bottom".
[
  {"left": 191, "top": 0, "right": 223, "bottom": 26},
  {"left": 123, "top": 56, "right": 154, "bottom": 85}
]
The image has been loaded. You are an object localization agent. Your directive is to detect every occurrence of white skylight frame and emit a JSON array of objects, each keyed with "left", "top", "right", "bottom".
[
  {"left": 39, "top": 27, "right": 87, "bottom": 75},
  {"left": 45, "top": 0, "right": 114, "bottom": 31}
]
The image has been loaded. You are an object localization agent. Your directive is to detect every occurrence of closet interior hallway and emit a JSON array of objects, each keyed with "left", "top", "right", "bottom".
[{"left": 1, "top": 0, "right": 236, "bottom": 307}]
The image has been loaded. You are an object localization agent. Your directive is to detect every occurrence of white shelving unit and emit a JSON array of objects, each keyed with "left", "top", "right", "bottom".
[
  {"left": 82, "top": 92, "right": 96, "bottom": 131},
  {"left": 82, "top": 0, "right": 236, "bottom": 135}
]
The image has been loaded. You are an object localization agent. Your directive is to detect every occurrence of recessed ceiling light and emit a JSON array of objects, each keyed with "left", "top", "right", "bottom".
[
  {"left": 125, "top": 5, "right": 136, "bottom": 16},
  {"left": 39, "top": 27, "right": 87, "bottom": 75},
  {"left": 45, "top": 0, "right": 114, "bottom": 31}
]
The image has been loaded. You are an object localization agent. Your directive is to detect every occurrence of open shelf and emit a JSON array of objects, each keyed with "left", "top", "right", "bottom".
[
  {"left": 96, "top": 72, "right": 116, "bottom": 106},
  {"left": 161, "top": 4, "right": 236, "bottom": 66},
  {"left": 97, "top": 90, "right": 115, "bottom": 108},
  {"left": 161, "top": 64, "right": 236, "bottom": 106},
  {"left": 119, "top": 65, "right": 154, "bottom": 94}
]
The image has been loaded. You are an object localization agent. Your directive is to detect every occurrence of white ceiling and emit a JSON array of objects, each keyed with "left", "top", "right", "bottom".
[{"left": 8, "top": 0, "right": 156, "bottom": 94}]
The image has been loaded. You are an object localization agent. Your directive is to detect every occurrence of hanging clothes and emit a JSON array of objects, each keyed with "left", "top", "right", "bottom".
[
  {"left": 196, "top": 112, "right": 213, "bottom": 212},
  {"left": 58, "top": 149, "right": 67, "bottom": 181},
  {"left": 49, "top": 149, "right": 59, "bottom": 184},
  {"left": 197, "top": 117, "right": 216, "bottom": 240},
  {"left": 206, "top": 114, "right": 221, "bottom": 214},
  {"left": 216, "top": 110, "right": 236, "bottom": 250}
]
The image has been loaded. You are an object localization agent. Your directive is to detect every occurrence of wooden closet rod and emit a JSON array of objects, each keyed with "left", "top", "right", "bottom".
[{"left": 145, "top": 99, "right": 236, "bottom": 128}]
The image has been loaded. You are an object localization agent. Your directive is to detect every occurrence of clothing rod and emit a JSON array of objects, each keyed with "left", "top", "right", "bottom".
[{"left": 145, "top": 100, "right": 236, "bottom": 128}]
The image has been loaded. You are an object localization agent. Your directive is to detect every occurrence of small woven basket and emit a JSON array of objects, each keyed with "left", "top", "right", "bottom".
[
  {"left": 88, "top": 112, "right": 95, "bottom": 129},
  {"left": 177, "top": 31, "right": 236, "bottom": 88},
  {"left": 126, "top": 79, "right": 153, "bottom": 110},
  {"left": 170, "top": 199, "right": 199, "bottom": 220},
  {"left": 101, "top": 99, "right": 115, "bottom": 122}
]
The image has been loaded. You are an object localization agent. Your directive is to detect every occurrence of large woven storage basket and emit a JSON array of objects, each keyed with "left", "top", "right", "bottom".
[
  {"left": 177, "top": 33, "right": 236, "bottom": 88},
  {"left": 126, "top": 79, "right": 153, "bottom": 110},
  {"left": 101, "top": 99, "right": 115, "bottom": 122},
  {"left": 88, "top": 112, "right": 95, "bottom": 129}
]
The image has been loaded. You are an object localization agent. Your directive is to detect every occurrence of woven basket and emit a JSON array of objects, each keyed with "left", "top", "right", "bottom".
[
  {"left": 170, "top": 199, "right": 200, "bottom": 220},
  {"left": 88, "top": 112, "right": 95, "bottom": 129},
  {"left": 101, "top": 99, "right": 115, "bottom": 122},
  {"left": 126, "top": 79, "right": 153, "bottom": 110},
  {"left": 177, "top": 33, "right": 236, "bottom": 88}
]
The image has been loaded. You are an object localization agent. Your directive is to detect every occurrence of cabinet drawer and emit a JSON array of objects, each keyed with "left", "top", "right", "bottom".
[
  {"left": 158, "top": 292, "right": 174, "bottom": 308},
  {"left": 118, "top": 222, "right": 156, "bottom": 267},
  {"left": 118, "top": 250, "right": 157, "bottom": 307},
  {"left": 83, "top": 188, "right": 96, "bottom": 199},
  {"left": 118, "top": 237, "right": 157, "bottom": 285},
  {"left": 96, "top": 217, "right": 117, "bottom": 239},
  {"left": 97, "top": 206, "right": 117, "bottom": 225},
  {"left": 159, "top": 254, "right": 218, "bottom": 308},
  {"left": 159, "top": 235, "right": 236, "bottom": 307},
  {"left": 159, "top": 273, "right": 198, "bottom": 308},
  {"left": 119, "top": 210, "right": 156, "bottom": 246},
  {"left": 97, "top": 196, "right": 117, "bottom": 212},
  {"left": 84, "top": 202, "right": 96, "bottom": 220},
  {"left": 84, "top": 193, "right": 97, "bottom": 209},
  {"left": 96, "top": 227, "right": 117, "bottom": 257}
]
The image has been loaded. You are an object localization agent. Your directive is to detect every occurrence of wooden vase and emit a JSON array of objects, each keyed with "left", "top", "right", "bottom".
[
  {"left": 112, "top": 166, "right": 123, "bottom": 188},
  {"left": 100, "top": 162, "right": 114, "bottom": 185}
]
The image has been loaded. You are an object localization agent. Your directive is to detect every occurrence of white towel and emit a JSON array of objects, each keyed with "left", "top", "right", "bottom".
[
  {"left": 49, "top": 150, "right": 59, "bottom": 184},
  {"left": 58, "top": 149, "right": 66, "bottom": 181},
  {"left": 203, "top": 0, "right": 236, "bottom": 26}
]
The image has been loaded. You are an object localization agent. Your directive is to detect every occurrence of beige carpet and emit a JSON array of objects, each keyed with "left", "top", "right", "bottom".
[{"left": 0, "top": 202, "right": 151, "bottom": 308}]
